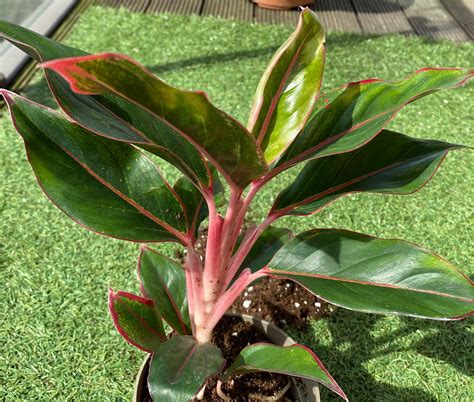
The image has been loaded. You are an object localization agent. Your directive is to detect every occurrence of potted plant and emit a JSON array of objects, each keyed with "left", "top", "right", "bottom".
[{"left": 1, "top": 8, "right": 473, "bottom": 401}]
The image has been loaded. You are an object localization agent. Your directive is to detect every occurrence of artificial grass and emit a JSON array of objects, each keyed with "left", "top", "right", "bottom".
[{"left": 0, "top": 6, "right": 473, "bottom": 401}]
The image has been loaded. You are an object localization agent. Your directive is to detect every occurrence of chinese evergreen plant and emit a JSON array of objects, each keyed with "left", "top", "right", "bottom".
[{"left": 1, "top": 9, "right": 473, "bottom": 401}]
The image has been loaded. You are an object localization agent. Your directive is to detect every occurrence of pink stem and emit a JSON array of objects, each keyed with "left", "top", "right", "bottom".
[
  {"left": 205, "top": 269, "right": 268, "bottom": 336},
  {"left": 185, "top": 246, "right": 204, "bottom": 337},
  {"left": 223, "top": 215, "right": 276, "bottom": 290}
]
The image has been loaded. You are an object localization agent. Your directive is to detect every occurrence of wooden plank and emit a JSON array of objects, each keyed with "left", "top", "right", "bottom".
[
  {"left": 399, "top": 0, "right": 469, "bottom": 42},
  {"left": 201, "top": 0, "right": 253, "bottom": 22},
  {"left": 351, "top": 0, "right": 414, "bottom": 35},
  {"left": 254, "top": 4, "right": 299, "bottom": 26},
  {"left": 313, "top": 0, "right": 361, "bottom": 33},
  {"left": 120, "top": 0, "right": 150, "bottom": 12},
  {"left": 147, "top": 0, "right": 203, "bottom": 15},
  {"left": 439, "top": 0, "right": 474, "bottom": 40}
]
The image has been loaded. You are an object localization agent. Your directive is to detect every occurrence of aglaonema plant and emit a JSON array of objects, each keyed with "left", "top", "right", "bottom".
[{"left": 1, "top": 9, "right": 473, "bottom": 401}]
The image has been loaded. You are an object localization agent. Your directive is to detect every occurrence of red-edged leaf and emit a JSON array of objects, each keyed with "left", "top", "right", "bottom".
[
  {"left": 148, "top": 336, "right": 225, "bottom": 402},
  {"left": 109, "top": 289, "right": 165, "bottom": 352},
  {"left": 275, "top": 68, "right": 473, "bottom": 170},
  {"left": 139, "top": 246, "right": 191, "bottom": 335},
  {"left": 248, "top": 8, "right": 325, "bottom": 163},
  {"left": 1, "top": 89, "right": 187, "bottom": 243},
  {"left": 42, "top": 53, "right": 267, "bottom": 188},
  {"left": 222, "top": 342, "right": 347, "bottom": 400},
  {"left": 271, "top": 130, "right": 464, "bottom": 216},
  {"left": 0, "top": 19, "right": 210, "bottom": 187},
  {"left": 266, "top": 229, "right": 474, "bottom": 319}
]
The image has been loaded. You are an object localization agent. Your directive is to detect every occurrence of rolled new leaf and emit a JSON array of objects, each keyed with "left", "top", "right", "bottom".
[
  {"left": 248, "top": 8, "right": 325, "bottom": 163},
  {"left": 276, "top": 68, "right": 473, "bottom": 169},
  {"left": 272, "top": 130, "right": 464, "bottom": 216},
  {"left": 1, "top": 90, "right": 187, "bottom": 243},
  {"left": 139, "top": 247, "right": 191, "bottom": 335},
  {"left": 109, "top": 290, "right": 165, "bottom": 352},
  {"left": 0, "top": 20, "right": 211, "bottom": 186},
  {"left": 266, "top": 229, "right": 474, "bottom": 319},
  {"left": 42, "top": 53, "right": 268, "bottom": 188},
  {"left": 148, "top": 336, "right": 225, "bottom": 402},
  {"left": 222, "top": 343, "right": 347, "bottom": 400}
]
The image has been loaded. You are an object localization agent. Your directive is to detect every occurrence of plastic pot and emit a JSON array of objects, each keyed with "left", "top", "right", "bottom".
[
  {"left": 253, "top": 0, "right": 314, "bottom": 10},
  {"left": 134, "top": 313, "right": 320, "bottom": 401}
]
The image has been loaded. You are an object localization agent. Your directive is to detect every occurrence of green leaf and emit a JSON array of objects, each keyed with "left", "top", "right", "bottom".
[
  {"left": 0, "top": 20, "right": 211, "bottom": 186},
  {"left": 240, "top": 226, "right": 293, "bottom": 272},
  {"left": 222, "top": 342, "right": 347, "bottom": 400},
  {"left": 149, "top": 336, "right": 224, "bottom": 402},
  {"left": 42, "top": 53, "right": 268, "bottom": 188},
  {"left": 1, "top": 90, "right": 185, "bottom": 243},
  {"left": 272, "top": 130, "right": 464, "bottom": 216},
  {"left": 139, "top": 247, "right": 191, "bottom": 335},
  {"left": 267, "top": 229, "right": 474, "bottom": 319},
  {"left": 248, "top": 9, "right": 325, "bottom": 163},
  {"left": 276, "top": 68, "right": 473, "bottom": 168},
  {"left": 109, "top": 290, "right": 165, "bottom": 352}
]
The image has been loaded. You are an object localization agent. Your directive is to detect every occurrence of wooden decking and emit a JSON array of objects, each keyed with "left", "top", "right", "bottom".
[{"left": 94, "top": 0, "right": 473, "bottom": 42}]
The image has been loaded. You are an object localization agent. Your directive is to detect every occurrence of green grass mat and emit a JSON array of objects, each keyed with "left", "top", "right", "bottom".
[{"left": 1, "top": 6, "right": 472, "bottom": 400}]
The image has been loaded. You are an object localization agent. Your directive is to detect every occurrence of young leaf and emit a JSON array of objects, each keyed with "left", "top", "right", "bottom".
[
  {"left": 148, "top": 336, "right": 225, "bottom": 402},
  {"left": 139, "top": 247, "right": 191, "bottom": 335},
  {"left": 1, "top": 90, "right": 186, "bottom": 243},
  {"left": 109, "top": 290, "right": 165, "bottom": 352},
  {"left": 222, "top": 342, "right": 347, "bottom": 400},
  {"left": 275, "top": 68, "right": 473, "bottom": 169},
  {"left": 42, "top": 53, "right": 268, "bottom": 188},
  {"left": 0, "top": 20, "right": 211, "bottom": 187},
  {"left": 266, "top": 229, "right": 474, "bottom": 319},
  {"left": 272, "top": 130, "right": 464, "bottom": 216},
  {"left": 248, "top": 8, "right": 325, "bottom": 163}
]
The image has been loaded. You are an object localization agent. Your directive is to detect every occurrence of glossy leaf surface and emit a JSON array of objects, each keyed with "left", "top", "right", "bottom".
[
  {"left": 240, "top": 226, "right": 293, "bottom": 272},
  {"left": 272, "top": 130, "right": 463, "bottom": 216},
  {"left": 139, "top": 247, "right": 191, "bottom": 335},
  {"left": 0, "top": 20, "right": 210, "bottom": 186},
  {"left": 248, "top": 9, "right": 325, "bottom": 163},
  {"left": 148, "top": 336, "right": 224, "bottom": 402},
  {"left": 42, "top": 53, "right": 268, "bottom": 188},
  {"left": 1, "top": 90, "right": 185, "bottom": 243},
  {"left": 222, "top": 342, "right": 346, "bottom": 400},
  {"left": 109, "top": 290, "right": 165, "bottom": 352},
  {"left": 276, "top": 68, "right": 473, "bottom": 168},
  {"left": 267, "top": 230, "right": 474, "bottom": 319}
]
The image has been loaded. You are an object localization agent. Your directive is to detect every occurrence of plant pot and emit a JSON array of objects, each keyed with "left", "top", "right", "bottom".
[
  {"left": 134, "top": 314, "right": 320, "bottom": 401},
  {"left": 253, "top": 0, "right": 314, "bottom": 10}
]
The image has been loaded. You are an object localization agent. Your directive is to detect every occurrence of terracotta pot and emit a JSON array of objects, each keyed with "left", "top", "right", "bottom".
[
  {"left": 134, "top": 314, "right": 320, "bottom": 401},
  {"left": 253, "top": 0, "right": 314, "bottom": 10}
]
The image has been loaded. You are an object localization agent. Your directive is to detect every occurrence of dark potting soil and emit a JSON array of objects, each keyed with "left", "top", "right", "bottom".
[{"left": 139, "top": 315, "right": 292, "bottom": 401}]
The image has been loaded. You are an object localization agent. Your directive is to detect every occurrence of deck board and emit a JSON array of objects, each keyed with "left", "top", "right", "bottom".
[
  {"left": 254, "top": 4, "right": 299, "bottom": 25},
  {"left": 147, "top": 0, "right": 203, "bottom": 15},
  {"left": 439, "top": 0, "right": 474, "bottom": 40},
  {"left": 313, "top": 0, "right": 361, "bottom": 33},
  {"left": 201, "top": 0, "right": 254, "bottom": 22},
  {"left": 352, "top": 0, "right": 414, "bottom": 35},
  {"left": 399, "top": 0, "right": 469, "bottom": 42}
]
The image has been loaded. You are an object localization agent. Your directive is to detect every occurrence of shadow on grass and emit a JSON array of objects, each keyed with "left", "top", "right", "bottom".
[{"left": 287, "top": 309, "right": 472, "bottom": 401}]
